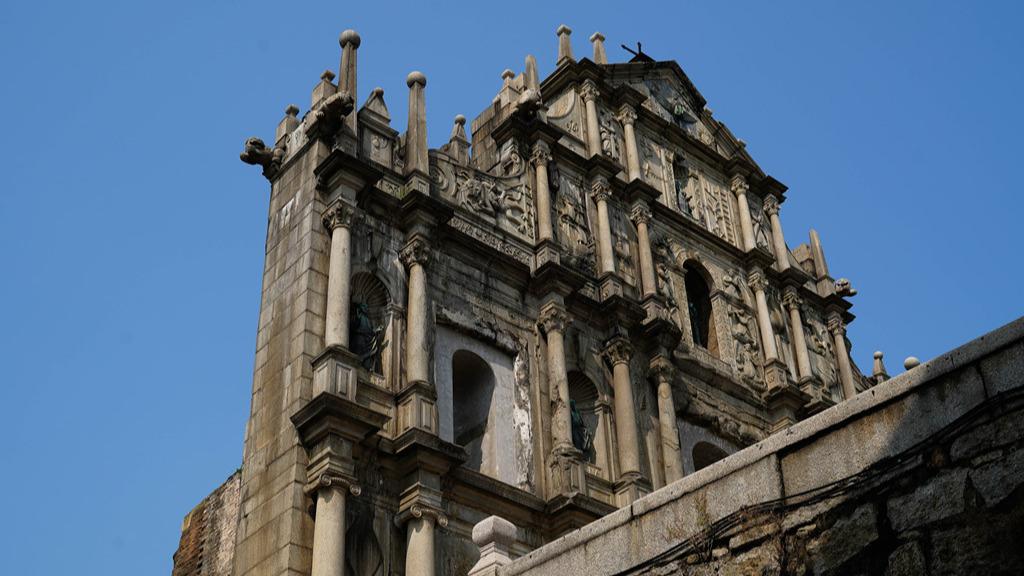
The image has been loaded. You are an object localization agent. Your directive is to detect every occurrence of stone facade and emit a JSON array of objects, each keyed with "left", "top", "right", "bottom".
[
  {"left": 173, "top": 26, "right": 877, "bottom": 576},
  {"left": 482, "top": 316, "right": 1024, "bottom": 576},
  {"left": 173, "top": 470, "right": 242, "bottom": 576}
]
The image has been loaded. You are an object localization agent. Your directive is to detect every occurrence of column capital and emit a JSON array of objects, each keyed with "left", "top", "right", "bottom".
[
  {"left": 827, "top": 313, "right": 845, "bottom": 336},
  {"left": 399, "top": 237, "right": 431, "bottom": 268},
  {"left": 629, "top": 202, "right": 652, "bottom": 226},
  {"left": 616, "top": 104, "right": 637, "bottom": 126},
  {"left": 579, "top": 80, "right": 600, "bottom": 103},
  {"left": 396, "top": 502, "right": 449, "bottom": 528},
  {"left": 590, "top": 175, "right": 612, "bottom": 203},
  {"left": 730, "top": 174, "right": 749, "bottom": 197},
  {"left": 747, "top": 268, "right": 768, "bottom": 292},
  {"left": 322, "top": 201, "right": 355, "bottom": 231},
  {"left": 311, "top": 472, "right": 361, "bottom": 496},
  {"left": 538, "top": 305, "right": 571, "bottom": 334},
  {"left": 763, "top": 194, "right": 780, "bottom": 216},
  {"left": 782, "top": 286, "right": 802, "bottom": 309},
  {"left": 648, "top": 357, "right": 675, "bottom": 383},
  {"left": 530, "top": 140, "right": 552, "bottom": 165},
  {"left": 602, "top": 336, "right": 634, "bottom": 366}
]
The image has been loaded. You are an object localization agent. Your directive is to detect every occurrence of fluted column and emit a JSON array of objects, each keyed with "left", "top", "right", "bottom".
[
  {"left": 828, "top": 313, "right": 857, "bottom": 399},
  {"left": 604, "top": 337, "right": 641, "bottom": 478},
  {"left": 539, "top": 305, "right": 573, "bottom": 452},
  {"left": 630, "top": 203, "right": 657, "bottom": 298},
  {"left": 580, "top": 80, "right": 602, "bottom": 157},
  {"left": 730, "top": 175, "right": 756, "bottom": 252},
  {"left": 531, "top": 142, "right": 554, "bottom": 242},
  {"left": 783, "top": 288, "right": 812, "bottom": 381},
  {"left": 650, "top": 360, "right": 684, "bottom": 483},
  {"left": 310, "top": 477, "right": 359, "bottom": 576},
  {"left": 405, "top": 72, "right": 428, "bottom": 176},
  {"left": 748, "top": 269, "right": 778, "bottom": 361},
  {"left": 400, "top": 238, "right": 431, "bottom": 385},
  {"left": 591, "top": 176, "right": 616, "bottom": 275},
  {"left": 764, "top": 196, "right": 789, "bottom": 271},
  {"left": 618, "top": 105, "right": 641, "bottom": 181},
  {"left": 323, "top": 202, "right": 354, "bottom": 348}
]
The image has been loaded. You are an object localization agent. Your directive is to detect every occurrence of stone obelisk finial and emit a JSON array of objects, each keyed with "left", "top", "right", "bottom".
[
  {"left": 447, "top": 114, "right": 469, "bottom": 165},
  {"left": 339, "top": 29, "right": 361, "bottom": 133},
  {"left": 405, "top": 71, "right": 428, "bottom": 176},
  {"left": 524, "top": 54, "right": 540, "bottom": 93},
  {"left": 556, "top": 25, "right": 574, "bottom": 66},
  {"left": 872, "top": 351, "right": 889, "bottom": 382},
  {"left": 590, "top": 32, "right": 607, "bottom": 64}
]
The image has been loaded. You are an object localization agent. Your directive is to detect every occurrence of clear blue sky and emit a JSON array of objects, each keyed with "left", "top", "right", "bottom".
[{"left": 1, "top": 1, "right": 1021, "bottom": 574}]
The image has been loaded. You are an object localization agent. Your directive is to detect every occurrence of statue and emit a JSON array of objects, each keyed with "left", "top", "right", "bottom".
[
  {"left": 570, "top": 399, "right": 592, "bottom": 453},
  {"left": 239, "top": 137, "right": 285, "bottom": 179},
  {"left": 350, "top": 303, "right": 385, "bottom": 372}
]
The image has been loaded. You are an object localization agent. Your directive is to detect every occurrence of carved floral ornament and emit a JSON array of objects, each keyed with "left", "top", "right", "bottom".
[
  {"left": 730, "top": 174, "right": 749, "bottom": 197},
  {"left": 399, "top": 238, "right": 430, "bottom": 268},
  {"left": 747, "top": 269, "right": 768, "bottom": 292},
  {"left": 630, "top": 203, "right": 653, "bottom": 226},
  {"left": 530, "top": 141, "right": 552, "bottom": 165},
  {"left": 616, "top": 105, "right": 638, "bottom": 126},
  {"left": 782, "top": 287, "right": 803, "bottom": 310},
  {"left": 538, "top": 305, "right": 571, "bottom": 334},
  {"left": 648, "top": 357, "right": 675, "bottom": 384},
  {"left": 763, "top": 194, "right": 781, "bottom": 216},
  {"left": 579, "top": 80, "right": 600, "bottom": 103},
  {"left": 322, "top": 201, "right": 354, "bottom": 231},
  {"left": 602, "top": 337, "right": 634, "bottom": 366},
  {"left": 590, "top": 175, "right": 612, "bottom": 203},
  {"left": 827, "top": 313, "right": 845, "bottom": 336}
]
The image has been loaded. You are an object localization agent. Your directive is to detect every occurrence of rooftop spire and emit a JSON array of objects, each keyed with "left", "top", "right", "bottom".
[
  {"left": 590, "top": 32, "right": 607, "bottom": 64},
  {"left": 556, "top": 25, "right": 574, "bottom": 66},
  {"left": 339, "top": 29, "right": 361, "bottom": 134}
]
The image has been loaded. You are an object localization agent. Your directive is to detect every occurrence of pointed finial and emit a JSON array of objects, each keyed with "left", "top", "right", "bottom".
[
  {"left": 590, "top": 32, "right": 607, "bottom": 64},
  {"left": 524, "top": 54, "right": 540, "bottom": 92},
  {"left": 451, "top": 114, "right": 467, "bottom": 139},
  {"left": 556, "top": 25, "right": 574, "bottom": 66},
  {"left": 285, "top": 104, "right": 299, "bottom": 117},
  {"left": 872, "top": 351, "right": 889, "bottom": 382},
  {"left": 501, "top": 69, "right": 514, "bottom": 88},
  {"left": 321, "top": 70, "right": 336, "bottom": 82}
]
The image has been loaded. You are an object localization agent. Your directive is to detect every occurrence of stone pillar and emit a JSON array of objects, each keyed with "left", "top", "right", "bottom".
[
  {"left": 590, "top": 32, "right": 607, "bottom": 64},
  {"left": 402, "top": 506, "right": 447, "bottom": 576},
  {"left": 783, "top": 287, "right": 812, "bottom": 381},
  {"left": 630, "top": 203, "right": 657, "bottom": 298},
  {"left": 323, "top": 202, "right": 354, "bottom": 349},
  {"left": 556, "top": 25, "right": 574, "bottom": 66},
  {"left": 604, "top": 337, "right": 641, "bottom": 478},
  {"left": 531, "top": 141, "right": 554, "bottom": 242},
  {"left": 730, "top": 174, "right": 756, "bottom": 252},
  {"left": 829, "top": 313, "right": 857, "bottom": 399},
  {"left": 400, "top": 238, "right": 431, "bottom": 385},
  {"left": 310, "top": 477, "right": 358, "bottom": 576},
  {"left": 338, "top": 30, "right": 360, "bottom": 135},
  {"left": 539, "top": 304, "right": 573, "bottom": 452},
  {"left": 405, "top": 72, "right": 428, "bottom": 176},
  {"left": 580, "top": 80, "right": 602, "bottom": 157},
  {"left": 650, "top": 359, "right": 684, "bottom": 483},
  {"left": 748, "top": 269, "right": 778, "bottom": 361},
  {"left": 591, "top": 175, "right": 616, "bottom": 276},
  {"left": 468, "top": 516, "right": 517, "bottom": 576},
  {"left": 618, "top": 105, "right": 641, "bottom": 181},
  {"left": 763, "top": 195, "right": 789, "bottom": 270}
]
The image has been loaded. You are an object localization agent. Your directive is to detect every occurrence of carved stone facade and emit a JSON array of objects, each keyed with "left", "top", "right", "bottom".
[{"left": 174, "top": 26, "right": 869, "bottom": 576}]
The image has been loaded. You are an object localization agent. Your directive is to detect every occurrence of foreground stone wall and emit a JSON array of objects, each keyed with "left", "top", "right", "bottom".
[
  {"left": 172, "top": 471, "right": 242, "bottom": 576},
  {"left": 492, "top": 316, "right": 1024, "bottom": 576}
]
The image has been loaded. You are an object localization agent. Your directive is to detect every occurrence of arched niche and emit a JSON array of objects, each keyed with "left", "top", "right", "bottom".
[
  {"left": 452, "top": 350, "right": 497, "bottom": 474},
  {"left": 677, "top": 419, "right": 737, "bottom": 475},
  {"left": 692, "top": 441, "right": 729, "bottom": 472},
  {"left": 568, "top": 370, "right": 614, "bottom": 480},
  {"left": 349, "top": 272, "right": 392, "bottom": 379},
  {"left": 683, "top": 261, "right": 719, "bottom": 358}
]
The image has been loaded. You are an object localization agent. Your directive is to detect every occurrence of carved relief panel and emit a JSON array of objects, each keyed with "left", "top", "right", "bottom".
[
  {"left": 612, "top": 206, "right": 637, "bottom": 287},
  {"left": 431, "top": 155, "right": 535, "bottom": 244},
  {"left": 547, "top": 89, "right": 585, "bottom": 148},
  {"left": 554, "top": 170, "right": 596, "bottom": 274}
]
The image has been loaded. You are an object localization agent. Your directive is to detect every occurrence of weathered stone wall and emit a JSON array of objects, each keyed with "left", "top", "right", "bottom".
[
  {"left": 172, "top": 471, "right": 242, "bottom": 576},
  {"left": 496, "top": 316, "right": 1024, "bottom": 576}
]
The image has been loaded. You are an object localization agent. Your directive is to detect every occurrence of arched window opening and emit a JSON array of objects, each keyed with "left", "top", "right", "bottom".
[
  {"left": 452, "top": 350, "right": 497, "bottom": 474},
  {"left": 349, "top": 273, "right": 390, "bottom": 373},
  {"left": 684, "top": 263, "right": 718, "bottom": 356},
  {"left": 568, "top": 371, "right": 600, "bottom": 464},
  {"left": 692, "top": 441, "right": 728, "bottom": 472}
]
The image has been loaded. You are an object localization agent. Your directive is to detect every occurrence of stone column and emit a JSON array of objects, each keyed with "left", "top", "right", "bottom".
[
  {"left": 828, "top": 313, "right": 857, "bottom": 399},
  {"left": 630, "top": 203, "right": 657, "bottom": 298},
  {"left": 618, "top": 105, "right": 641, "bottom": 181},
  {"left": 323, "top": 202, "right": 354, "bottom": 349},
  {"left": 310, "top": 477, "right": 359, "bottom": 576},
  {"left": 730, "top": 174, "right": 756, "bottom": 252},
  {"left": 531, "top": 141, "right": 554, "bottom": 242},
  {"left": 580, "top": 80, "right": 602, "bottom": 157},
  {"left": 539, "top": 304, "right": 573, "bottom": 452},
  {"left": 604, "top": 337, "right": 641, "bottom": 477},
  {"left": 763, "top": 196, "right": 789, "bottom": 271},
  {"left": 748, "top": 270, "right": 778, "bottom": 361},
  {"left": 591, "top": 176, "right": 616, "bottom": 276},
  {"left": 405, "top": 72, "right": 428, "bottom": 176},
  {"left": 400, "top": 238, "right": 431, "bottom": 385},
  {"left": 650, "top": 360, "right": 684, "bottom": 483},
  {"left": 783, "top": 288, "right": 812, "bottom": 381},
  {"left": 400, "top": 505, "right": 447, "bottom": 576},
  {"left": 590, "top": 32, "right": 607, "bottom": 64}
]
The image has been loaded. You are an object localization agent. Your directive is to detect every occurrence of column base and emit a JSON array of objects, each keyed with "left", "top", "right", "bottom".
[
  {"left": 598, "top": 273, "right": 623, "bottom": 301},
  {"left": 312, "top": 345, "right": 362, "bottom": 400},
  {"left": 395, "top": 380, "right": 439, "bottom": 436},
  {"left": 548, "top": 445, "right": 585, "bottom": 495},
  {"left": 534, "top": 239, "right": 561, "bottom": 270}
]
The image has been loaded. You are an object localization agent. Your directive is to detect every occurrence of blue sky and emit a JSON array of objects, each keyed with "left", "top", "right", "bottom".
[{"left": 1, "top": 1, "right": 1021, "bottom": 574}]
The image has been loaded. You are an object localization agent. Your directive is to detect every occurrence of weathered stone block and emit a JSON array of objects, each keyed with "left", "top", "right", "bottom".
[{"left": 887, "top": 469, "right": 967, "bottom": 532}]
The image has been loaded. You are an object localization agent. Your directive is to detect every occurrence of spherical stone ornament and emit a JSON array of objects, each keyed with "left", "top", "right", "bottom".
[
  {"left": 339, "top": 29, "right": 361, "bottom": 48},
  {"left": 406, "top": 71, "right": 427, "bottom": 87},
  {"left": 904, "top": 356, "right": 921, "bottom": 370},
  {"left": 454, "top": 114, "right": 466, "bottom": 126}
]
